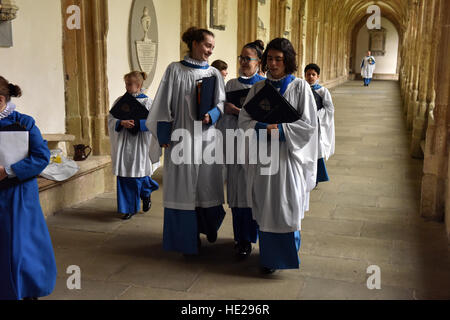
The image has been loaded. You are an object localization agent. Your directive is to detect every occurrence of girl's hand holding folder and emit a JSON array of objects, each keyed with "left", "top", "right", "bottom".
[
  {"left": 266, "top": 124, "right": 278, "bottom": 135},
  {"left": 0, "top": 166, "right": 6, "bottom": 181}
]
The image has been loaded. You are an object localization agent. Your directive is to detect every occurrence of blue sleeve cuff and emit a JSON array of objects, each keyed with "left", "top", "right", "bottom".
[
  {"left": 255, "top": 122, "right": 268, "bottom": 138},
  {"left": 115, "top": 120, "right": 123, "bottom": 132},
  {"left": 207, "top": 106, "right": 221, "bottom": 125},
  {"left": 278, "top": 124, "right": 286, "bottom": 142},
  {"left": 139, "top": 119, "right": 149, "bottom": 132},
  {"left": 157, "top": 122, "right": 172, "bottom": 145}
]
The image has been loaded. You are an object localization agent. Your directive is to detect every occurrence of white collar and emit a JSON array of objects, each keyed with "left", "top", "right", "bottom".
[
  {"left": 184, "top": 55, "right": 209, "bottom": 67},
  {"left": 0, "top": 102, "right": 16, "bottom": 120},
  {"left": 131, "top": 90, "right": 145, "bottom": 98},
  {"left": 239, "top": 70, "right": 259, "bottom": 79},
  {"left": 266, "top": 72, "right": 289, "bottom": 82}
]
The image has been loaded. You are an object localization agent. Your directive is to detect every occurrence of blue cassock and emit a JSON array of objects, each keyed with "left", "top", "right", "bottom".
[{"left": 0, "top": 111, "right": 57, "bottom": 300}]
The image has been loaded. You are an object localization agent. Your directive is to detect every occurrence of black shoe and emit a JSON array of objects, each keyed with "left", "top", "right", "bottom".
[
  {"left": 122, "top": 213, "right": 133, "bottom": 220},
  {"left": 235, "top": 241, "right": 252, "bottom": 260},
  {"left": 206, "top": 231, "right": 217, "bottom": 243},
  {"left": 261, "top": 267, "right": 276, "bottom": 274},
  {"left": 142, "top": 196, "right": 151, "bottom": 212},
  {"left": 23, "top": 297, "right": 38, "bottom": 300}
]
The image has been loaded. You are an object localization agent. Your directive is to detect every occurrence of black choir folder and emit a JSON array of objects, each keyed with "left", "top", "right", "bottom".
[
  {"left": 226, "top": 88, "right": 251, "bottom": 109},
  {"left": 312, "top": 90, "right": 324, "bottom": 111},
  {"left": 243, "top": 81, "right": 302, "bottom": 124},
  {"left": 0, "top": 123, "right": 29, "bottom": 190},
  {"left": 196, "top": 76, "right": 216, "bottom": 121},
  {"left": 226, "top": 88, "right": 251, "bottom": 118},
  {"left": 109, "top": 92, "right": 149, "bottom": 135}
]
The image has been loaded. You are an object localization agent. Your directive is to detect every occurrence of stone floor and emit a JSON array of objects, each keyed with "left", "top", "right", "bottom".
[{"left": 43, "top": 80, "right": 450, "bottom": 300}]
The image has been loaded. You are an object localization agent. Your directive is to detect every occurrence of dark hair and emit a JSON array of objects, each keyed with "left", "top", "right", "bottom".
[
  {"left": 182, "top": 27, "right": 215, "bottom": 53},
  {"left": 0, "top": 76, "right": 22, "bottom": 102},
  {"left": 211, "top": 60, "right": 228, "bottom": 71},
  {"left": 261, "top": 38, "right": 297, "bottom": 75},
  {"left": 243, "top": 39, "right": 265, "bottom": 59},
  {"left": 304, "top": 63, "right": 321, "bottom": 75}
]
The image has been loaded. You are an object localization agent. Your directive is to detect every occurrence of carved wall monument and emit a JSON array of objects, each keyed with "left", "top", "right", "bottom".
[
  {"left": 129, "top": 0, "right": 158, "bottom": 89},
  {"left": 369, "top": 27, "right": 387, "bottom": 56},
  {"left": 210, "top": 0, "right": 227, "bottom": 30},
  {"left": 0, "top": 0, "right": 19, "bottom": 47},
  {"left": 257, "top": 17, "right": 267, "bottom": 44},
  {"left": 0, "top": 0, "right": 19, "bottom": 21}
]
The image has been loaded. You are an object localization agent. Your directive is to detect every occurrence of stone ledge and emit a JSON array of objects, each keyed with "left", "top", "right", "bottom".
[
  {"left": 42, "top": 134, "right": 76, "bottom": 154},
  {"left": 42, "top": 134, "right": 76, "bottom": 142},
  {"left": 38, "top": 156, "right": 115, "bottom": 218},
  {"left": 38, "top": 156, "right": 111, "bottom": 192}
]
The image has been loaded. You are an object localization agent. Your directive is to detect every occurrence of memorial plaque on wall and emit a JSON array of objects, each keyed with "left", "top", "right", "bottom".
[
  {"left": 129, "top": 0, "right": 158, "bottom": 89},
  {"left": 369, "top": 27, "right": 386, "bottom": 56}
]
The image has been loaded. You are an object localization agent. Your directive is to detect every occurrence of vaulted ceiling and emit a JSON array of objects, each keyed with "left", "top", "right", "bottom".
[{"left": 340, "top": 0, "right": 410, "bottom": 34}]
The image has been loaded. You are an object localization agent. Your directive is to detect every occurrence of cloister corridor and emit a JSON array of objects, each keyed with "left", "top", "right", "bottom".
[{"left": 42, "top": 80, "right": 450, "bottom": 300}]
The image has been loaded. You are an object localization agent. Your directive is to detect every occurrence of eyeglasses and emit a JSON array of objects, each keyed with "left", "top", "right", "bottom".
[{"left": 238, "top": 56, "right": 259, "bottom": 63}]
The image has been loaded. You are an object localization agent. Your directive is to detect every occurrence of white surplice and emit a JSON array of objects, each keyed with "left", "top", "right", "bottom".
[
  {"left": 361, "top": 55, "right": 376, "bottom": 79},
  {"left": 145, "top": 58, "right": 226, "bottom": 210},
  {"left": 314, "top": 86, "right": 335, "bottom": 160},
  {"left": 238, "top": 76, "right": 318, "bottom": 233},
  {"left": 217, "top": 75, "right": 263, "bottom": 208},
  {"left": 108, "top": 93, "right": 160, "bottom": 178}
]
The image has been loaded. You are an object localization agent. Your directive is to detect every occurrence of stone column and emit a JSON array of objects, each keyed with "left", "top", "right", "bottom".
[
  {"left": 61, "top": 0, "right": 110, "bottom": 156},
  {"left": 406, "top": 2, "right": 421, "bottom": 130},
  {"left": 410, "top": 0, "right": 436, "bottom": 158},
  {"left": 270, "top": 0, "right": 287, "bottom": 39},
  {"left": 290, "top": 0, "right": 303, "bottom": 77},
  {"left": 180, "top": 0, "right": 207, "bottom": 58},
  {"left": 237, "top": 0, "right": 257, "bottom": 74},
  {"left": 421, "top": 0, "right": 448, "bottom": 223}
]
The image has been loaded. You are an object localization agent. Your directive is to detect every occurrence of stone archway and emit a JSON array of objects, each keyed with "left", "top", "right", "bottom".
[{"left": 349, "top": 15, "right": 402, "bottom": 81}]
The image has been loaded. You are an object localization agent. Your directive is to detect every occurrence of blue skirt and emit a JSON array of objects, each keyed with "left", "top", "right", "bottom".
[
  {"left": 163, "top": 206, "right": 226, "bottom": 255},
  {"left": 316, "top": 158, "right": 330, "bottom": 183},
  {"left": 232, "top": 208, "right": 259, "bottom": 243},
  {"left": 117, "top": 176, "right": 159, "bottom": 214},
  {"left": 259, "top": 230, "right": 301, "bottom": 270},
  {"left": 0, "top": 179, "right": 57, "bottom": 300}
]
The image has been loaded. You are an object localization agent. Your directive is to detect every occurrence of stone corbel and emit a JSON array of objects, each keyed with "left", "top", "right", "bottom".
[{"left": 0, "top": 0, "right": 19, "bottom": 21}]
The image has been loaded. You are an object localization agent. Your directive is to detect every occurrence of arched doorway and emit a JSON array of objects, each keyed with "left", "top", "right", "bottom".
[{"left": 350, "top": 17, "right": 401, "bottom": 81}]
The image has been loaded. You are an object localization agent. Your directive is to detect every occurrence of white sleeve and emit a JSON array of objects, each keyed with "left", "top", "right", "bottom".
[
  {"left": 318, "top": 88, "right": 335, "bottom": 160},
  {"left": 282, "top": 83, "right": 317, "bottom": 154}
]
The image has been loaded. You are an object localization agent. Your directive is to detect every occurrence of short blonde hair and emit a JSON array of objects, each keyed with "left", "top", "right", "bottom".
[{"left": 124, "top": 71, "right": 147, "bottom": 86}]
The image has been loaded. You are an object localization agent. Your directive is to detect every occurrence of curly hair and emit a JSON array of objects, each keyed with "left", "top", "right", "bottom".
[{"left": 261, "top": 38, "right": 298, "bottom": 75}]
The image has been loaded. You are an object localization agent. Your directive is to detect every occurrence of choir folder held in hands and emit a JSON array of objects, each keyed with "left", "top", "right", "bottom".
[
  {"left": 226, "top": 88, "right": 251, "bottom": 117},
  {"left": 0, "top": 123, "right": 29, "bottom": 189},
  {"left": 243, "top": 81, "right": 302, "bottom": 124},
  {"left": 196, "top": 75, "right": 216, "bottom": 121},
  {"left": 109, "top": 92, "right": 150, "bottom": 135}
]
